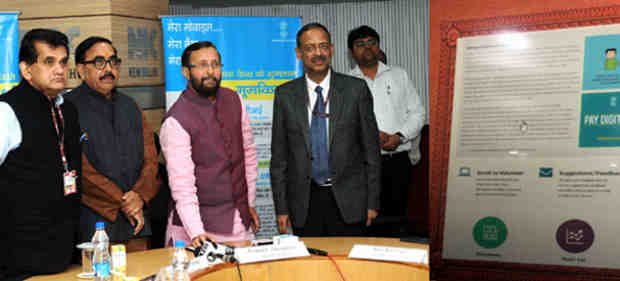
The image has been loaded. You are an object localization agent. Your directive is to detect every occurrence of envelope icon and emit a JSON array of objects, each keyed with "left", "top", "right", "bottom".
[
  {"left": 539, "top": 167, "right": 553, "bottom": 178},
  {"left": 459, "top": 167, "right": 471, "bottom": 176}
]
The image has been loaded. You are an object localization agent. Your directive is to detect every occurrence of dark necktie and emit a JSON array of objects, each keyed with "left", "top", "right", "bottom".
[{"left": 311, "top": 85, "right": 330, "bottom": 184}]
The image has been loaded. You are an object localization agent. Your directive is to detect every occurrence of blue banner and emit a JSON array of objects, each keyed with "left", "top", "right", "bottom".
[
  {"left": 0, "top": 13, "right": 19, "bottom": 95},
  {"left": 162, "top": 16, "right": 301, "bottom": 106},
  {"left": 161, "top": 16, "right": 302, "bottom": 238},
  {"left": 579, "top": 92, "right": 620, "bottom": 147}
]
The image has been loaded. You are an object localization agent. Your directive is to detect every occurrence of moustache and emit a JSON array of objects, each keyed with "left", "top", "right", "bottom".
[
  {"left": 201, "top": 76, "right": 218, "bottom": 83},
  {"left": 100, "top": 73, "right": 116, "bottom": 80},
  {"left": 311, "top": 55, "right": 326, "bottom": 64}
]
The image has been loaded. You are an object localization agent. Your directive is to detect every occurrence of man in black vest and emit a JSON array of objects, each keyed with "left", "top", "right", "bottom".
[
  {"left": 0, "top": 29, "right": 81, "bottom": 281},
  {"left": 66, "top": 37, "right": 159, "bottom": 252}
]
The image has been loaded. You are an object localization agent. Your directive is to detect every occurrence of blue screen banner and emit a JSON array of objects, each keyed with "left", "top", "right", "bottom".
[{"left": 0, "top": 12, "right": 19, "bottom": 95}]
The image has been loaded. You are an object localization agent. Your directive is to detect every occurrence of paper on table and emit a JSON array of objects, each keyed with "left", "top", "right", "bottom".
[{"left": 348, "top": 244, "right": 428, "bottom": 265}]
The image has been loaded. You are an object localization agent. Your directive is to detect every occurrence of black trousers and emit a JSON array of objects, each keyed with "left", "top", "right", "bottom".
[
  {"left": 368, "top": 151, "right": 413, "bottom": 237},
  {"left": 293, "top": 182, "right": 366, "bottom": 237},
  {"left": 0, "top": 270, "right": 33, "bottom": 281}
]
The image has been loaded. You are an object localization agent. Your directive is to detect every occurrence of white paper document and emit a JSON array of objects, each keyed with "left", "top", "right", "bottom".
[{"left": 348, "top": 244, "right": 429, "bottom": 265}]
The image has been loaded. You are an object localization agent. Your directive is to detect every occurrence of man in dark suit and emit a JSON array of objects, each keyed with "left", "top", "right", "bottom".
[{"left": 270, "top": 22, "right": 382, "bottom": 236}]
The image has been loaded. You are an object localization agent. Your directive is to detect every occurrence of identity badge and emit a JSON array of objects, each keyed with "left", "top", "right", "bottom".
[{"left": 64, "top": 170, "right": 77, "bottom": 196}]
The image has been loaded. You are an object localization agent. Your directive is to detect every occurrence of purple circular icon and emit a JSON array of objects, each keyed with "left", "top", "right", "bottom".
[{"left": 555, "top": 219, "right": 594, "bottom": 253}]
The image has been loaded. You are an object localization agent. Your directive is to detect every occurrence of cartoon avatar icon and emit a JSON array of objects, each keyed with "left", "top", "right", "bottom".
[{"left": 605, "top": 48, "right": 619, "bottom": 70}]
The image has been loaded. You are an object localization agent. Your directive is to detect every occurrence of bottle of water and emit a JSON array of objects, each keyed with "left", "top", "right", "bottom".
[
  {"left": 171, "top": 240, "right": 190, "bottom": 281},
  {"left": 92, "top": 221, "right": 111, "bottom": 281}
]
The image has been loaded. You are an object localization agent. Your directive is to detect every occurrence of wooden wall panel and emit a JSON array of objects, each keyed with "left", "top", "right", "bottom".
[
  {"left": 4, "top": 1, "right": 111, "bottom": 19},
  {"left": 19, "top": 15, "right": 164, "bottom": 88},
  {"left": 111, "top": 0, "right": 170, "bottom": 19},
  {"left": 110, "top": 16, "right": 164, "bottom": 87},
  {"left": 6, "top": 0, "right": 166, "bottom": 19}
]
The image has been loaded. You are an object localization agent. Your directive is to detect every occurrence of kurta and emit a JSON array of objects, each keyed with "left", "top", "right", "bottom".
[{"left": 160, "top": 84, "right": 257, "bottom": 244}]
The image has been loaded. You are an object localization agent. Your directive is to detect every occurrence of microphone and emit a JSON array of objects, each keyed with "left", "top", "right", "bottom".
[
  {"left": 207, "top": 252, "right": 238, "bottom": 264},
  {"left": 186, "top": 238, "right": 219, "bottom": 257},
  {"left": 188, "top": 239, "right": 237, "bottom": 264},
  {"left": 223, "top": 247, "right": 236, "bottom": 263},
  {"left": 307, "top": 247, "right": 328, "bottom": 256}
]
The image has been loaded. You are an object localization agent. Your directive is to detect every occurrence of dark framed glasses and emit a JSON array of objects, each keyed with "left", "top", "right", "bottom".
[{"left": 82, "top": 56, "right": 122, "bottom": 70}]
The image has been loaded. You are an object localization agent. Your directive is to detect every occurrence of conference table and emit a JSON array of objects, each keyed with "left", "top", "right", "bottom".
[{"left": 28, "top": 237, "right": 429, "bottom": 281}]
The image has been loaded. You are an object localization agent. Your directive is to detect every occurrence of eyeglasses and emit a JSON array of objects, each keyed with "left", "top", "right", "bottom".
[
  {"left": 82, "top": 56, "right": 122, "bottom": 70},
  {"left": 301, "top": 43, "right": 330, "bottom": 53},
  {"left": 187, "top": 62, "right": 223, "bottom": 71},
  {"left": 354, "top": 38, "right": 378, "bottom": 48}
]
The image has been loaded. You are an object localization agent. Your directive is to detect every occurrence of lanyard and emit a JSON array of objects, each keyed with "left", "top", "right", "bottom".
[{"left": 50, "top": 102, "right": 69, "bottom": 172}]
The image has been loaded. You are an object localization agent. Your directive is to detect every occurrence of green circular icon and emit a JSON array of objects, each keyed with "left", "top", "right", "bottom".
[{"left": 473, "top": 216, "right": 508, "bottom": 249}]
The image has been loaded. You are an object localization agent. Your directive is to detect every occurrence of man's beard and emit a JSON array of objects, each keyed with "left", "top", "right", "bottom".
[
  {"left": 190, "top": 74, "right": 220, "bottom": 98},
  {"left": 357, "top": 49, "right": 378, "bottom": 67}
]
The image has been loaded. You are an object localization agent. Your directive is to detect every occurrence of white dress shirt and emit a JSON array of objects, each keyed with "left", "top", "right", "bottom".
[
  {"left": 0, "top": 101, "right": 22, "bottom": 165},
  {"left": 0, "top": 93, "right": 65, "bottom": 165},
  {"left": 349, "top": 62, "right": 426, "bottom": 163}
]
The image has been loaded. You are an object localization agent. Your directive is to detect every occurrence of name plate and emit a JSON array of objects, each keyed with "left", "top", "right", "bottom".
[
  {"left": 235, "top": 242, "right": 310, "bottom": 264},
  {"left": 348, "top": 244, "right": 428, "bottom": 265}
]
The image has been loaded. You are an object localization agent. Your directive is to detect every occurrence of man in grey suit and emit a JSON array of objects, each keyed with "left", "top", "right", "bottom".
[{"left": 270, "top": 22, "right": 382, "bottom": 236}]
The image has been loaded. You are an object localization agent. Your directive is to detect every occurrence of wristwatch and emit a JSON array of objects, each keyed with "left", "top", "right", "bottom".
[{"left": 396, "top": 132, "right": 406, "bottom": 144}]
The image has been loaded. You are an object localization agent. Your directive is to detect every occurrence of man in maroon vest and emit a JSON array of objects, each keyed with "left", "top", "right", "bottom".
[{"left": 160, "top": 41, "right": 260, "bottom": 247}]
